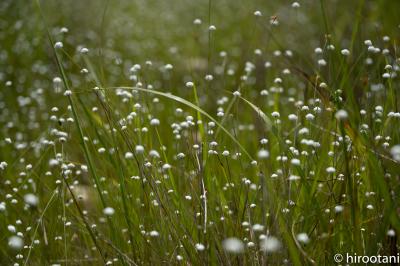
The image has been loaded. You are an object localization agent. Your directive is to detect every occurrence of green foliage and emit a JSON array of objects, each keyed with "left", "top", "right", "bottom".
[{"left": 0, "top": 0, "right": 400, "bottom": 265}]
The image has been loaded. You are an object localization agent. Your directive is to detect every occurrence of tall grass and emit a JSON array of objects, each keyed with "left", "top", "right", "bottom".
[{"left": 1, "top": 0, "right": 400, "bottom": 265}]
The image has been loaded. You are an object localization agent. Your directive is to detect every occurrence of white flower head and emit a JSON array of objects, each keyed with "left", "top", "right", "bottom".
[
  {"left": 8, "top": 236, "right": 24, "bottom": 250},
  {"left": 296, "top": 233, "right": 310, "bottom": 244},
  {"left": 24, "top": 194, "right": 39, "bottom": 207},
  {"left": 222, "top": 237, "right": 245, "bottom": 254},
  {"left": 103, "top": 207, "right": 115, "bottom": 216},
  {"left": 335, "top": 109, "right": 348, "bottom": 121},
  {"left": 260, "top": 236, "right": 281, "bottom": 253}
]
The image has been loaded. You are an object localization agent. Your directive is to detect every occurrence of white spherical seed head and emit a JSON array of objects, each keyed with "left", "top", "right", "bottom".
[
  {"left": 193, "top": 18, "right": 202, "bottom": 25},
  {"left": 24, "top": 194, "right": 39, "bottom": 207},
  {"left": 335, "top": 109, "right": 348, "bottom": 121},
  {"left": 387, "top": 229, "right": 396, "bottom": 237},
  {"left": 185, "top": 81, "right": 194, "bottom": 88},
  {"left": 271, "top": 111, "right": 280, "bottom": 118},
  {"left": 260, "top": 236, "right": 281, "bottom": 253},
  {"left": 149, "top": 150, "right": 160, "bottom": 158},
  {"left": 288, "top": 114, "right": 298, "bottom": 121},
  {"left": 205, "top": 74, "right": 214, "bottom": 81},
  {"left": 222, "top": 150, "right": 230, "bottom": 156},
  {"left": 233, "top": 91, "right": 241, "bottom": 97},
  {"left": 54, "top": 42, "right": 63, "bottom": 49},
  {"left": 195, "top": 243, "right": 205, "bottom": 251},
  {"left": 305, "top": 113, "right": 315, "bottom": 120},
  {"left": 149, "top": 230, "right": 159, "bottom": 237},
  {"left": 326, "top": 167, "right": 336, "bottom": 174},
  {"left": 222, "top": 237, "right": 245, "bottom": 254},
  {"left": 254, "top": 10, "right": 262, "bottom": 16},
  {"left": 318, "top": 59, "right": 327, "bottom": 66},
  {"left": 162, "top": 163, "right": 171, "bottom": 170},
  {"left": 334, "top": 205, "right": 344, "bottom": 213},
  {"left": 125, "top": 152, "right": 134, "bottom": 159},
  {"left": 80, "top": 47, "right": 89, "bottom": 54},
  {"left": 8, "top": 236, "right": 24, "bottom": 250},
  {"left": 7, "top": 225, "right": 16, "bottom": 233},
  {"left": 292, "top": 2, "right": 300, "bottom": 8},
  {"left": 364, "top": 40, "right": 372, "bottom": 46},
  {"left": 135, "top": 145, "right": 145, "bottom": 154},
  {"left": 0, "top": 202, "right": 6, "bottom": 212},
  {"left": 341, "top": 49, "right": 350, "bottom": 56},
  {"left": 390, "top": 145, "right": 400, "bottom": 161},
  {"left": 257, "top": 149, "right": 270, "bottom": 159},
  {"left": 296, "top": 233, "right": 310, "bottom": 244},
  {"left": 314, "top": 47, "right": 323, "bottom": 54},
  {"left": 150, "top": 118, "right": 160, "bottom": 126},
  {"left": 103, "top": 207, "right": 115, "bottom": 216}
]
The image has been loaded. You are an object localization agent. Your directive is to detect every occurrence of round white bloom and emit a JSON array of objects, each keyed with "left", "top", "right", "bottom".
[
  {"left": 314, "top": 47, "right": 323, "bottom": 54},
  {"left": 364, "top": 40, "right": 372, "bottom": 46},
  {"left": 254, "top": 10, "right": 262, "bottom": 16},
  {"left": 8, "top": 236, "right": 24, "bottom": 250},
  {"left": 341, "top": 49, "right": 350, "bottom": 56},
  {"left": 257, "top": 150, "right": 269, "bottom": 159},
  {"left": 252, "top": 224, "right": 265, "bottom": 231},
  {"left": 0, "top": 161, "right": 8, "bottom": 170},
  {"left": 291, "top": 158, "right": 301, "bottom": 166},
  {"left": 80, "top": 47, "right": 89, "bottom": 54},
  {"left": 149, "top": 150, "right": 160, "bottom": 158},
  {"left": 7, "top": 225, "right": 16, "bottom": 233},
  {"left": 387, "top": 229, "right": 396, "bottom": 237},
  {"left": 288, "top": 114, "right": 298, "bottom": 121},
  {"left": 233, "top": 91, "right": 241, "bottom": 97},
  {"left": 103, "top": 207, "right": 115, "bottom": 216},
  {"left": 222, "top": 237, "right": 245, "bottom": 254},
  {"left": 205, "top": 74, "right": 214, "bottom": 81},
  {"left": 125, "top": 152, "right": 134, "bottom": 159},
  {"left": 149, "top": 230, "right": 159, "bottom": 237},
  {"left": 195, "top": 243, "right": 205, "bottom": 251},
  {"left": 271, "top": 111, "right": 280, "bottom": 118},
  {"left": 390, "top": 145, "right": 400, "bottom": 161},
  {"left": 305, "top": 113, "right": 315, "bottom": 120},
  {"left": 0, "top": 202, "right": 6, "bottom": 212},
  {"left": 54, "top": 42, "right": 63, "bottom": 49},
  {"left": 222, "top": 150, "right": 230, "bottom": 156},
  {"left": 150, "top": 118, "right": 160, "bottom": 126},
  {"left": 334, "top": 205, "right": 344, "bottom": 213},
  {"left": 335, "top": 109, "right": 348, "bottom": 120},
  {"left": 296, "top": 233, "right": 310, "bottom": 244},
  {"left": 247, "top": 241, "right": 255, "bottom": 248},
  {"left": 24, "top": 194, "right": 39, "bottom": 207},
  {"left": 135, "top": 145, "right": 145, "bottom": 154},
  {"left": 318, "top": 59, "right": 327, "bottom": 66},
  {"left": 292, "top": 2, "right": 300, "bottom": 8},
  {"left": 162, "top": 163, "right": 171, "bottom": 170},
  {"left": 164, "top": 64, "right": 173, "bottom": 70},
  {"left": 326, "top": 167, "right": 336, "bottom": 174},
  {"left": 260, "top": 236, "right": 281, "bottom": 253}
]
